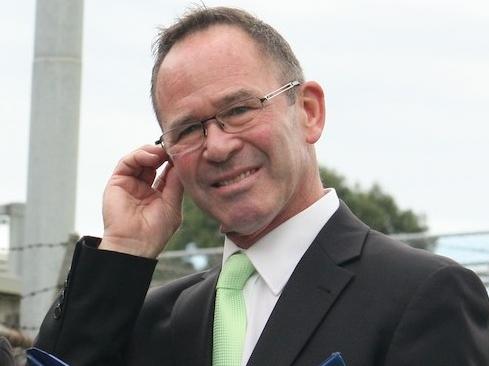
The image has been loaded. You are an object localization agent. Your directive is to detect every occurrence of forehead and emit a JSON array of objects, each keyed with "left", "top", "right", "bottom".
[{"left": 155, "top": 25, "right": 279, "bottom": 125}]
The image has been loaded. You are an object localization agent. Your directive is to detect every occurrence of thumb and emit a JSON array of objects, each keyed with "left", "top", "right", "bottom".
[{"left": 160, "top": 164, "right": 184, "bottom": 211}]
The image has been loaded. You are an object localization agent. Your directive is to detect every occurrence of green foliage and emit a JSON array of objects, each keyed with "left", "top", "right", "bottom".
[
  {"left": 319, "top": 167, "right": 427, "bottom": 234},
  {"left": 166, "top": 194, "right": 222, "bottom": 250},
  {"left": 167, "top": 166, "right": 427, "bottom": 250}
]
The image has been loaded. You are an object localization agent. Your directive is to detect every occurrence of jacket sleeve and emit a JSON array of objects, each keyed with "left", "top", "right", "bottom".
[
  {"left": 384, "top": 264, "right": 489, "bottom": 365},
  {"left": 34, "top": 236, "right": 157, "bottom": 366},
  {"left": 0, "top": 337, "right": 15, "bottom": 366}
]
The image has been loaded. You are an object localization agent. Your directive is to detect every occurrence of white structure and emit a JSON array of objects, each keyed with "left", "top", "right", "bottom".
[
  {"left": 21, "top": 0, "right": 84, "bottom": 335},
  {"left": 0, "top": 203, "right": 25, "bottom": 277},
  {"left": 0, "top": 205, "right": 23, "bottom": 330}
]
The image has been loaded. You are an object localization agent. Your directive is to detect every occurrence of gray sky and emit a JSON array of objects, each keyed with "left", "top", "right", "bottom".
[{"left": 1, "top": 0, "right": 488, "bottom": 244}]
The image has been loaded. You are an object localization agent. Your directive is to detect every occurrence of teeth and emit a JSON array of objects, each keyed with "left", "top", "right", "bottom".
[{"left": 218, "top": 169, "right": 255, "bottom": 187}]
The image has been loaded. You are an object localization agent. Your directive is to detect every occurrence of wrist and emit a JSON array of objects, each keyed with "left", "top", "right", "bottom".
[{"left": 99, "top": 237, "right": 160, "bottom": 259}]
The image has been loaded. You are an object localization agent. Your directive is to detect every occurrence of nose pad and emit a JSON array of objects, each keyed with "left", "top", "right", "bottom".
[
  {"left": 202, "top": 122, "right": 241, "bottom": 163},
  {"left": 202, "top": 118, "right": 224, "bottom": 137},
  {"left": 203, "top": 122, "right": 228, "bottom": 142}
]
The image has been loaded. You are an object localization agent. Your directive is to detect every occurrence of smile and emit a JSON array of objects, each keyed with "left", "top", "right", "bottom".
[{"left": 214, "top": 169, "right": 258, "bottom": 188}]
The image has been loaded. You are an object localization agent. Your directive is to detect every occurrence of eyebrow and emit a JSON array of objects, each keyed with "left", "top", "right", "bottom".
[
  {"left": 165, "top": 88, "right": 257, "bottom": 131},
  {"left": 216, "top": 89, "right": 255, "bottom": 108}
]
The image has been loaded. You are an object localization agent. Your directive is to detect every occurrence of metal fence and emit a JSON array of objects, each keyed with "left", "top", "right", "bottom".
[
  {"left": 153, "top": 231, "right": 489, "bottom": 291},
  {"left": 396, "top": 231, "right": 489, "bottom": 290}
]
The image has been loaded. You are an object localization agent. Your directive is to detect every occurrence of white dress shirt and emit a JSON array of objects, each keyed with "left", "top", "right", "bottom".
[{"left": 222, "top": 188, "right": 340, "bottom": 366}]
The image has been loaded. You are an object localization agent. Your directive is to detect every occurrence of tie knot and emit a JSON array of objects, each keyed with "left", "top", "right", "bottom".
[{"left": 217, "top": 253, "right": 255, "bottom": 290}]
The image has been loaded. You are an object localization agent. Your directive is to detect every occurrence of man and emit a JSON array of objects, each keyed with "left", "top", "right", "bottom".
[{"left": 35, "top": 6, "right": 489, "bottom": 366}]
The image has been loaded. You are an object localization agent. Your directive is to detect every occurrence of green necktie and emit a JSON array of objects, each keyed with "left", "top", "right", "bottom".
[{"left": 213, "top": 252, "right": 255, "bottom": 366}]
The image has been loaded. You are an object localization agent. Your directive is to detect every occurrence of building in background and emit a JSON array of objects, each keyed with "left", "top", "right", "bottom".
[{"left": 0, "top": 254, "right": 21, "bottom": 330}]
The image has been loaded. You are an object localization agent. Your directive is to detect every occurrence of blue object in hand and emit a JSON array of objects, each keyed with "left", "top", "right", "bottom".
[
  {"left": 26, "top": 348, "right": 70, "bottom": 366},
  {"left": 318, "top": 352, "right": 347, "bottom": 366}
]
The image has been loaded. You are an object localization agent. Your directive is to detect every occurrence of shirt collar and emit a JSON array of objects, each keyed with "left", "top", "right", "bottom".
[{"left": 223, "top": 188, "right": 339, "bottom": 296}]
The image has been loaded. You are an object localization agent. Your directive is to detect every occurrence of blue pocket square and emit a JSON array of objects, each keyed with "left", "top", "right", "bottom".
[
  {"left": 26, "top": 348, "right": 70, "bottom": 366},
  {"left": 318, "top": 352, "right": 346, "bottom": 366}
]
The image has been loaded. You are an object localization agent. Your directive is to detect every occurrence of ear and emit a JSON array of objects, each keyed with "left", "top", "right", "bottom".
[{"left": 297, "top": 81, "right": 326, "bottom": 144}]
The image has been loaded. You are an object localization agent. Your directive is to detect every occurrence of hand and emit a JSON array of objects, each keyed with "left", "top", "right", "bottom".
[{"left": 99, "top": 145, "right": 184, "bottom": 258}]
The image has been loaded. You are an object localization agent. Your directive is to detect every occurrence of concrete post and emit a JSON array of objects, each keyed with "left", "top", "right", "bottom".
[{"left": 21, "top": 0, "right": 83, "bottom": 336}]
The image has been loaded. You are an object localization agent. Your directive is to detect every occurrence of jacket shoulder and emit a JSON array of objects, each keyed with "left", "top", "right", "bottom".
[{"left": 363, "top": 230, "right": 459, "bottom": 276}]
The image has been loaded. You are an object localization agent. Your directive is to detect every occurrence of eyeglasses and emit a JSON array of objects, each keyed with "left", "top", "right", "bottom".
[{"left": 155, "top": 80, "right": 301, "bottom": 158}]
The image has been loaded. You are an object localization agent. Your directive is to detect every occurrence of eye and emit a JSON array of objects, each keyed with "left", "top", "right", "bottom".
[
  {"left": 220, "top": 99, "right": 261, "bottom": 119},
  {"left": 225, "top": 105, "right": 252, "bottom": 117},
  {"left": 177, "top": 123, "right": 202, "bottom": 139},
  {"left": 164, "top": 123, "right": 201, "bottom": 144}
]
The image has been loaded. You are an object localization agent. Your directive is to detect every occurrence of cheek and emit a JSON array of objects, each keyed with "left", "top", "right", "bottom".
[
  {"left": 251, "top": 121, "right": 301, "bottom": 162},
  {"left": 173, "top": 157, "right": 197, "bottom": 188},
  {"left": 244, "top": 120, "right": 283, "bottom": 153}
]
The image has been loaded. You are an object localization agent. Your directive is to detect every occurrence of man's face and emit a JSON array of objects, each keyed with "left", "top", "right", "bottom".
[{"left": 155, "top": 25, "right": 320, "bottom": 246}]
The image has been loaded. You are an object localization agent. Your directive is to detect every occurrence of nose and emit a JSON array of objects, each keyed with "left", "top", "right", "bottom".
[{"left": 202, "top": 122, "right": 242, "bottom": 163}]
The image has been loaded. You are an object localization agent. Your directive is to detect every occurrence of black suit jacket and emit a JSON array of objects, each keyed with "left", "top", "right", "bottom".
[
  {"left": 35, "top": 203, "right": 489, "bottom": 365},
  {"left": 0, "top": 337, "right": 15, "bottom": 366}
]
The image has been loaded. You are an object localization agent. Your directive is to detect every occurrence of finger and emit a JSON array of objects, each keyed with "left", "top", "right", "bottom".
[
  {"left": 132, "top": 146, "right": 171, "bottom": 172},
  {"left": 160, "top": 164, "right": 184, "bottom": 210},
  {"left": 138, "top": 144, "right": 170, "bottom": 157},
  {"left": 114, "top": 147, "right": 169, "bottom": 177},
  {"left": 152, "top": 161, "right": 171, "bottom": 191},
  {"left": 139, "top": 166, "right": 158, "bottom": 186}
]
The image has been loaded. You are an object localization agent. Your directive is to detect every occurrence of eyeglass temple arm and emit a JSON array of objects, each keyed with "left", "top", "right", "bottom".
[{"left": 261, "top": 80, "right": 301, "bottom": 102}]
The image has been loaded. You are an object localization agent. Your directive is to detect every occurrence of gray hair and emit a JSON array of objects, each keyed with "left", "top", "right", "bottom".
[{"left": 150, "top": 6, "right": 304, "bottom": 123}]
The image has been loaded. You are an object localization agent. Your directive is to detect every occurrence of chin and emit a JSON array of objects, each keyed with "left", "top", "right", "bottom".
[{"left": 219, "top": 209, "right": 274, "bottom": 237}]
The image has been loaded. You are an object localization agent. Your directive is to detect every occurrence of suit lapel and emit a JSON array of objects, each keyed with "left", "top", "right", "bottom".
[
  {"left": 171, "top": 267, "right": 220, "bottom": 366},
  {"left": 247, "top": 202, "right": 369, "bottom": 366}
]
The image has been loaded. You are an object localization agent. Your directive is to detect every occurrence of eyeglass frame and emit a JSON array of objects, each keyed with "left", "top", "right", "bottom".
[{"left": 154, "top": 80, "right": 301, "bottom": 157}]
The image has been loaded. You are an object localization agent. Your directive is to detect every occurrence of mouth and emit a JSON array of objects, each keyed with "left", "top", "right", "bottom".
[{"left": 212, "top": 168, "right": 258, "bottom": 188}]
